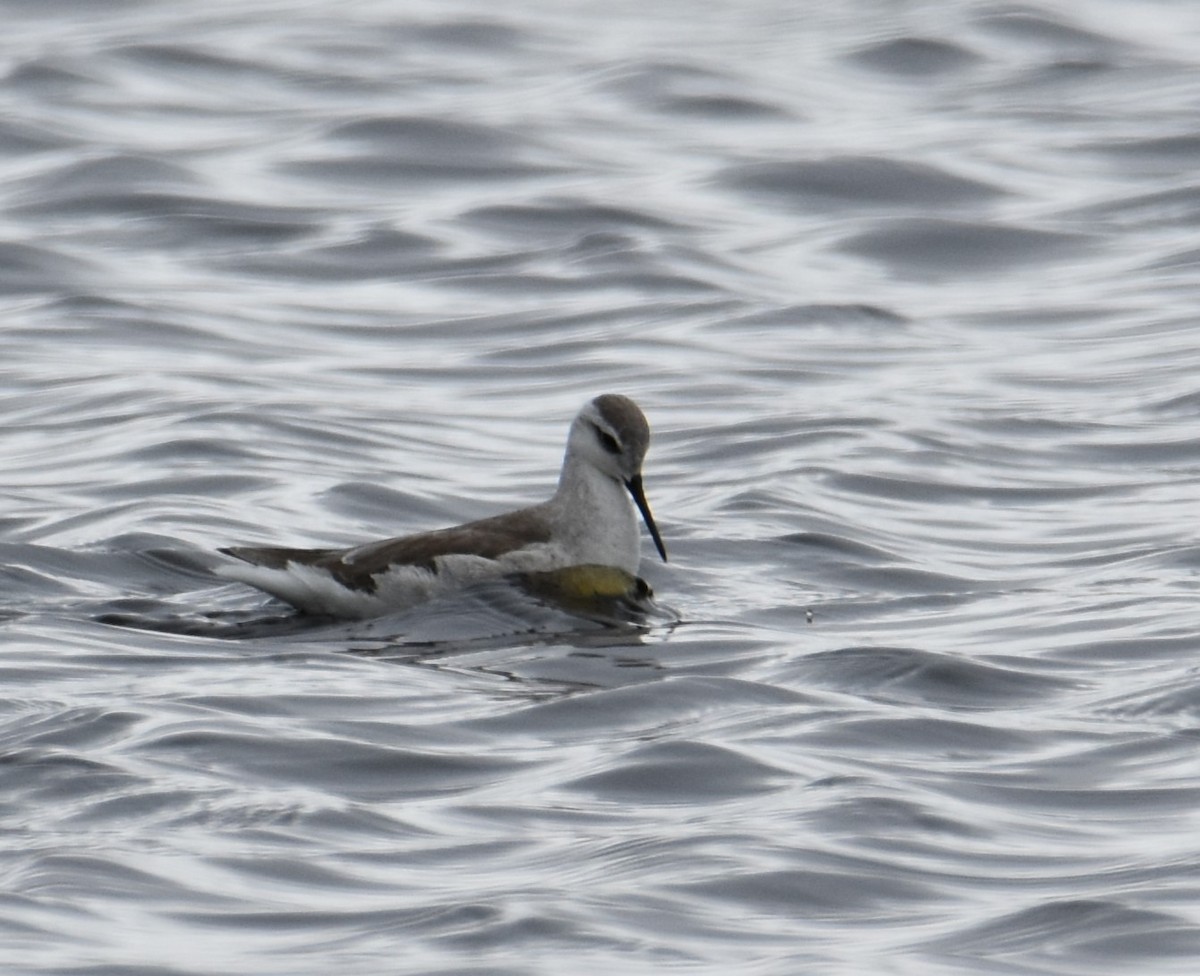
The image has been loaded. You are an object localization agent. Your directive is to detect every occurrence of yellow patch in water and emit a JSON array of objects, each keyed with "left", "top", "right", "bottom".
[{"left": 520, "top": 564, "right": 652, "bottom": 602}]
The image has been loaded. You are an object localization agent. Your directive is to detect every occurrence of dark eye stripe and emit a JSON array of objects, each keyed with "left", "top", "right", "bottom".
[{"left": 592, "top": 423, "right": 622, "bottom": 455}]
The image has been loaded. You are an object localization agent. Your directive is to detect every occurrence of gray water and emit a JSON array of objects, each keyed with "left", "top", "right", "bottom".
[{"left": 4, "top": 0, "right": 1200, "bottom": 973}]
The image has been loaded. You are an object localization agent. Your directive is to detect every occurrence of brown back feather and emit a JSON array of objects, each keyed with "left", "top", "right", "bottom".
[{"left": 220, "top": 507, "right": 554, "bottom": 594}]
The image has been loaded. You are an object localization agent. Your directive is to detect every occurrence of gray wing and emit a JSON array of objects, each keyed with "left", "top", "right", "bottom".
[{"left": 220, "top": 507, "right": 553, "bottom": 593}]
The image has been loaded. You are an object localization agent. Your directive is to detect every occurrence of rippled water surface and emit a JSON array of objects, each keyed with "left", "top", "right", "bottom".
[{"left": 5, "top": 1, "right": 1200, "bottom": 973}]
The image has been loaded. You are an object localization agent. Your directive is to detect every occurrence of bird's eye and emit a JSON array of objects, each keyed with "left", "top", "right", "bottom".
[{"left": 593, "top": 425, "right": 621, "bottom": 455}]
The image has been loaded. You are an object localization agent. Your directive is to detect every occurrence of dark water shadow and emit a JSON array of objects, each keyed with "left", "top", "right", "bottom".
[{"left": 95, "top": 567, "right": 680, "bottom": 662}]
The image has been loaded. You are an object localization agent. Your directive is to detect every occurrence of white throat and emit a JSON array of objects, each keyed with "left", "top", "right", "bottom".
[{"left": 550, "top": 452, "right": 640, "bottom": 572}]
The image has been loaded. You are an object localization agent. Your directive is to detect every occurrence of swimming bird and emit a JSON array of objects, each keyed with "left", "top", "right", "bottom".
[{"left": 216, "top": 393, "right": 667, "bottom": 618}]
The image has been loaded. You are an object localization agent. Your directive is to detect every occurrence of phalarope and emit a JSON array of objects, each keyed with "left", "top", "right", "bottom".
[{"left": 217, "top": 393, "right": 667, "bottom": 618}]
